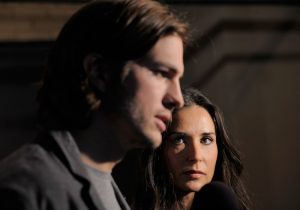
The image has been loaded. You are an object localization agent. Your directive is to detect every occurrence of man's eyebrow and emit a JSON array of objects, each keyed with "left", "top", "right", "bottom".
[
  {"left": 136, "top": 58, "right": 184, "bottom": 77},
  {"left": 151, "top": 61, "right": 183, "bottom": 76}
]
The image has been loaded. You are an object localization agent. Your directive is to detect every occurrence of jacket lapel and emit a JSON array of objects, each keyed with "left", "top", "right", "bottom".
[
  {"left": 36, "top": 131, "right": 106, "bottom": 210},
  {"left": 111, "top": 178, "right": 131, "bottom": 210}
]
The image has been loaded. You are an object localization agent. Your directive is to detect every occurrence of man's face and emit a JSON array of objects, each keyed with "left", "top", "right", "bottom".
[{"left": 118, "top": 35, "right": 184, "bottom": 149}]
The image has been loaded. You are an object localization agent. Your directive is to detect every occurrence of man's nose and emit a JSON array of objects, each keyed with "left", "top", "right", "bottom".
[{"left": 163, "top": 80, "right": 184, "bottom": 110}]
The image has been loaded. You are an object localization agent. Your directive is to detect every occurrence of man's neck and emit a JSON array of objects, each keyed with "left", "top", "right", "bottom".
[
  {"left": 72, "top": 112, "right": 130, "bottom": 173},
  {"left": 80, "top": 153, "right": 120, "bottom": 173}
]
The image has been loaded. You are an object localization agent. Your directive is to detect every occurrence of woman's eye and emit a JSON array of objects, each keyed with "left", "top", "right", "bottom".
[
  {"left": 201, "top": 137, "right": 213, "bottom": 145},
  {"left": 169, "top": 133, "right": 186, "bottom": 145},
  {"left": 173, "top": 137, "right": 184, "bottom": 145}
]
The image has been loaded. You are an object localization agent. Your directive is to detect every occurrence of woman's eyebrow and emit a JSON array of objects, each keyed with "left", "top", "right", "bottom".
[
  {"left": 167, "top": 131, "right": 186, "bottom": 137},
  {"left": 202, "top": 132, "right": 216, "bottom": 136}
]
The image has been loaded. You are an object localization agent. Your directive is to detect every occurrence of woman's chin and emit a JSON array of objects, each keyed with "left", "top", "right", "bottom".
[{"left": 178, "top": 181, "right": 208, "bottom": 193}]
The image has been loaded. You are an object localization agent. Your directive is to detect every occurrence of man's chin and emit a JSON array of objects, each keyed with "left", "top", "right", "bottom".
[
  {"left": 130, "top": 127, "right": 163, "bottom": 149},
  {"left": 138, "top": 134, "right": 162, "bottom": 149},
  {"left": 147, "top": 133, "right": 163, "bottom": 149}
]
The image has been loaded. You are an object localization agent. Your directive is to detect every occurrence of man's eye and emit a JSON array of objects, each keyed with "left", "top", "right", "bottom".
[{"left": 152, "top": 69, "right": 171, "bottom": 79}]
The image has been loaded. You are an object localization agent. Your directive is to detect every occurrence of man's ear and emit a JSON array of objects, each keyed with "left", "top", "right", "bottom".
[{"left": 83, "top": 53, "right": 110, "bottom": 97}]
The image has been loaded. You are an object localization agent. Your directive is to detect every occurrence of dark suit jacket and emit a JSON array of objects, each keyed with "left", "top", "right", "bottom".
[{"left": 0, "top": 131, "right": 129, "bottom": 210}]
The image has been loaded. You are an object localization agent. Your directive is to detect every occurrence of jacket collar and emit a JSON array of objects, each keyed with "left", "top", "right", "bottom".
[{"left": 36, "top": 131, "right": 107, "bottom": 210}]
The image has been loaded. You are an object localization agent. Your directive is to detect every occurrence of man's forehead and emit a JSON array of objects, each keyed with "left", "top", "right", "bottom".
[{"left": 147, "top": 35, "right": 184, "bottom": 73}]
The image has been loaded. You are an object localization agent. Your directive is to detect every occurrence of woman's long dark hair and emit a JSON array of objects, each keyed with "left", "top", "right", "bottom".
[{"left": 133, "top": 88, "right": 251, "bottom": 210}]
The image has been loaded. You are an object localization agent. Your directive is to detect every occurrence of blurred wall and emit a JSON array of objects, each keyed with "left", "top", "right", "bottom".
[
  {"left": 0, "top": 2, "right": 82, "bottom": 159},
  {"left": 0, "top": 2, "right": 299, "bottom": 210},
  {"left": 177, "top": 4, "right": 300, "bottom": 210}
]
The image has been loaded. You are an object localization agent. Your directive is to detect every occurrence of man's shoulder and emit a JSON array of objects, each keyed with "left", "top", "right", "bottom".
[
  {"left": 0, "top": 136, "right": 71, "bottom": 190},
  {"left": 0, "top": 134, "right": 89, "bottom": 210}
]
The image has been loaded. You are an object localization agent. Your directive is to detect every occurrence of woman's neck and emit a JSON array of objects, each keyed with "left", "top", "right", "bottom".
[{"left": 175, "top": 191, "right": 195, "bottom": 210}]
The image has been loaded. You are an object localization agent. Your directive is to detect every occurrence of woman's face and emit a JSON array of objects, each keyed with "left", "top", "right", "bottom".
[{"left": 164, "top": 105, "right": 218, "bottom": 193}]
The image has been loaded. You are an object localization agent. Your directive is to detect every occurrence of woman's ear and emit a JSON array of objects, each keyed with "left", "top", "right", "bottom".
[{"left": 83, "top": 53, "right": 110, "bottom": 97}]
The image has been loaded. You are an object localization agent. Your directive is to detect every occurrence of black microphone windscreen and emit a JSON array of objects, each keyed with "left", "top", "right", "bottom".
[{"left": 192, "top": 181, "right": 240, "bottom": 210}]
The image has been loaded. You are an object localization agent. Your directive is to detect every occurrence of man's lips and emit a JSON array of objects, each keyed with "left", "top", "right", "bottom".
[{"left": 155, "top": 114, "right": 171, "bottom": 132}]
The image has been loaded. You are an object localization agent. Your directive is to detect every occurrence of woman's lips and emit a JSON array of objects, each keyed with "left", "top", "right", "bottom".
[{"left": 183, "top": 170, "right": 206, "bottom": 179}]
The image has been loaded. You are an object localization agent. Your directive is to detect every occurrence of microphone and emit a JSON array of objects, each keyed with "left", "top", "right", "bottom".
[{"left": 191, "top": 181, "right": 240, "bottom": 210}]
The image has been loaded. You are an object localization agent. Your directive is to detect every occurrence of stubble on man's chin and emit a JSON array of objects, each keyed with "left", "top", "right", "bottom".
[
  {"left": 119, "top": 103, "right": 159, "bottom": 149},
  {"left": 124, "top": 116, "right": 155, "bottom": 149}
]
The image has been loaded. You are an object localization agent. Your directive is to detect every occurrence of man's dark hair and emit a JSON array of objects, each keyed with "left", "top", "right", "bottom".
[{"left": 37, "top": 0, "right": 188, "bottom": 130}]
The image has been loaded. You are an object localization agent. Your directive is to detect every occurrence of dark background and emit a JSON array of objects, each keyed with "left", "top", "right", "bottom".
[{"left": 0, "top": 1, "right": 300, "bottom": 209}]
